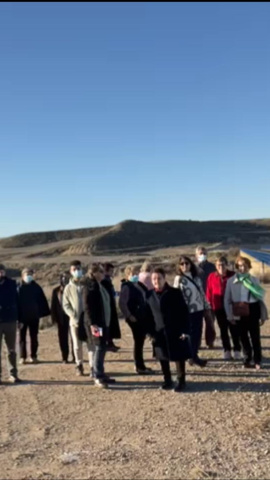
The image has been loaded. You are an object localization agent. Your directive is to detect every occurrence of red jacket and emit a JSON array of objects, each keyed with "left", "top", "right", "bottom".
[{"left": 206, "top": 270, "right": 234, "bottom": 311}]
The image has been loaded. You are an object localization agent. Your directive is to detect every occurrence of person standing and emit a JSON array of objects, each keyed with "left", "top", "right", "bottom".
[
  {"left": 146, "top": 268, "right": 191, "bottom": 392},
  {"left": 174, "top": 256, "right": 212, "bottom": 367},
  {"left": 224, "top": 256, "right": 268, "bottom": 370},
  {"left": 139, "top": 261, "right": 154, "bottom": 290},
  {"left": 0, "top": 264, "right": 21, "bottom": 384},
  {"left": 18, "top": 268, "right": 50, "bottom": 364},
  {"left": 206, "top": 256, "right": 242, "bottom": 360},
  {"left": 195, "top": 246, "right": 216, "bottom": 348},
  {"left": 119, "top": 265, "right": 153, "bottom": 375},
  {"left": 102, "top": 262, "right": 121, "bottom": 352},
  {"left": 62, "top": 260, "right": 94, "bottom": 376},
  {"left": 84, "top": 263, "right": 116, "bottom": 388},
  {"left": 51, "top": 273, "right": 75, "bottom": 364}
]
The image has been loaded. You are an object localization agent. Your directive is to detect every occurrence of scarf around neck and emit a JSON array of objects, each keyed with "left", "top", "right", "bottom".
[{"left": 233, "top": 273, "right": 265, "bottom": 301}]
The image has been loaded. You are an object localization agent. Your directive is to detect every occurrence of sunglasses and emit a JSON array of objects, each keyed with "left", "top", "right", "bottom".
[{"left": 180, "top": 262, "right": 190, "bottom": 266}]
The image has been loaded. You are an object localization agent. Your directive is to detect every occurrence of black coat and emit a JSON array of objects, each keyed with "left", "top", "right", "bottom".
[
  {"left": 146, "top": 284, "right": 191, "bottom": 362},
  {"left": 101, "top": 277, "right": 121, "bottom": 339},
  {"left": 0, "top": 277, "right": 19, "bottom": 323},
  {"left": 120, "top": 280, "right": 148, "bottom": 324},
  {"left": 51, "top": 286, "right": 70, "bottom": 327},
  {"left": 83, "top": 278, "right": 108, "bottom": 346},
  {"left": 18, "top": 281, "right": 50, "bottom": 323}
]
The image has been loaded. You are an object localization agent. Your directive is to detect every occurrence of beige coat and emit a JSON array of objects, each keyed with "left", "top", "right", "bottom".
[
  {"left": 62, "top": 279, "right": 85, "bottom": 327},
  {"left": 224, "top": 274, "right": 268, "bottom": 321}
]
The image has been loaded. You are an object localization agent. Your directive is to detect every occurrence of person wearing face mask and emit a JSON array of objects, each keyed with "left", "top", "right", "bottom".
[
  {"left": 206, "top": 256, "right": 241, "bottom": 361},
  {"left": 224, "top": 256, "right": 268, "bottom": 370},
  {"left": 119, "top": 265, "right": 153, "bottom": 375},
  {"left": 51, "top": 273, "right": 75, "bottom": 364},
  {"left": 195, "top": 246, "right": 216, "bottom": 349},
  {"left": 0, "top": 264, "right": 22, "bottom": 384},
  {"left": 18, "top": 268, "right": 50, "bottom": 364},
  {"left": 63, "top": 260, "right": 94, "bottom": 376}
]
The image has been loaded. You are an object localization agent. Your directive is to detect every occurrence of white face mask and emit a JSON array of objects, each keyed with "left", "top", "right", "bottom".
[
  {"left": 198, "top": 254, "right": 207, "bottom": 263},
  {"left": 24, "top": 275, "right": 34, "bottom": 284},
  {"left": 72, "top": 269, "right": 83, "bottom": 279}
]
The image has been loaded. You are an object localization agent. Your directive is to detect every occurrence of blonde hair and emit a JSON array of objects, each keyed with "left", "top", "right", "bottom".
[
  {"left": 140, "top": 261, "right": 152, "bottom": 273},
  {"left": 124, "top": 265, "right": 139, "bottom": 279}
]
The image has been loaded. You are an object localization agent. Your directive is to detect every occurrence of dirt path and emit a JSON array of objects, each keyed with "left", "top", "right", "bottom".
[{"left": 1, "top": 318, "right": 270, "bottom": 480}]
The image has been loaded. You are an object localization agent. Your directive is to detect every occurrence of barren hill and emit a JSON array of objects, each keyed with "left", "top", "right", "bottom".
[{"left": 1, "top": 218, "right": 270, "bottom": 255}]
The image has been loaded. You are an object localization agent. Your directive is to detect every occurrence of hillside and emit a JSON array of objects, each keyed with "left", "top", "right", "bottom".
[{"left": 1, "top": 219, "right": 270, "bottom": 254}]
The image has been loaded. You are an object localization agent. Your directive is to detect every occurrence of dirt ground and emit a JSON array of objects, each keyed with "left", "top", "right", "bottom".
[{"left": 1, "top": 288, "right": 270, "bottom": 480}]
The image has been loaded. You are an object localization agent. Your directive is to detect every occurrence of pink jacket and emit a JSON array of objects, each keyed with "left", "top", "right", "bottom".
[{"left": 138, "top": 272, "right": 153, "bottom": 290}]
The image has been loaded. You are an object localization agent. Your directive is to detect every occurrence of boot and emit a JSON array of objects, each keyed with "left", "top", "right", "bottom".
[{"left": 174, "top": 375, "right": 186, "bottom": 392}]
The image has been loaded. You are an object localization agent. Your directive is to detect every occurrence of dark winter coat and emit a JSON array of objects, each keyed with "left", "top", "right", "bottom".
[
  {"left": 197, "top": 261, "right": 216, "bottom": 292},
  {"left": 145, "top": 283, "right": 191, "bottom": 362},
  {"left": 83, "top": 277, "right": 109, "bottom": 346},
  {"left": 0, "top": 277, "right": 19, "bottom": 323},
  {"left": 18, "top": 281, "right": 50, "bottom": 323},
  {"left": 51, "top": 286, "right": 70, "bottom": 327},
  {"left": 101, "top": 277, "right": 121, "bottom": 339},
  {"left": 119, "top": 280, "right": 148, "bottom": 324}
]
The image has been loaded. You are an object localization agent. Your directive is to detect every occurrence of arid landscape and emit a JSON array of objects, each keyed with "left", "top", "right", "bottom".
[{"left": 1, "top": 220, "right": 270, "bottom": 480}]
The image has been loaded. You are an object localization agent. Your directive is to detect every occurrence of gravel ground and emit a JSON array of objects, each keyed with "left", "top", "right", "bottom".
[{"left": 1, "top": 309, "right": 270, "bottom": 480}]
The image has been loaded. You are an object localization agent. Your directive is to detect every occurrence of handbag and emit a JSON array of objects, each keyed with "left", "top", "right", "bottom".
[{"left": 232, "top": 302, "right": 250, "bottom": 317}]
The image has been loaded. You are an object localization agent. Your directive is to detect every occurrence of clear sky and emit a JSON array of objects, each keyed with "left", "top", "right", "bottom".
[{"left": 1, "top": 2, "right": 270, "bottom": 237}]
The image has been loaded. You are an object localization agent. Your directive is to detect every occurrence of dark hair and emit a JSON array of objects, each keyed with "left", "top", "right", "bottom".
[
  {"left": 88, "top": 263, "right": 104, "bottom": 277},
  {"left": 152, "top": 267, "right": 166, "bottom": 278},
  {"left": 178, "top": 256, "right": 199, "bottom": 279},
  {"left": 70, "top": 260, "right": 81, "bottom": 268},
  {"left": 215, "top": 255, "right": 228, "bottom": 265},
  {"left": 235, "top": 255, "right": 252, "bottom": 270},
  {"left": 103, "top": 262, "right": 114, "bottom": 272}
]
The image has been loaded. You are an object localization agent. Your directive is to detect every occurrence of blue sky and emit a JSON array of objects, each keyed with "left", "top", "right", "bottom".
[{"left": 1, "top": 2, "right": 270, "bottom": 237}]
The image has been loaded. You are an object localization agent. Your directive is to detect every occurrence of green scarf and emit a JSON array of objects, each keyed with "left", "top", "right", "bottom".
[{"left": 234, "top": 273, "right": 265, "bottom": 301}]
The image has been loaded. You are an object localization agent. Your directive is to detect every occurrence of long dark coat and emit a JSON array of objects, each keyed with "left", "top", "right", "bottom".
[
  {"left": 145, "top": 283, "right": 191, "bottom": 362},
  {"left": 83, "top": 278, "right": 109, "bottom": 346},
  {"left": 101, "top": 277, "right": 121, "bottom": 339},
  {"left": 18, "top": 281, "right": 50, "bottom": 323},
  {"left": 51, "top": 286, "right": 70, "bottom": 326}
]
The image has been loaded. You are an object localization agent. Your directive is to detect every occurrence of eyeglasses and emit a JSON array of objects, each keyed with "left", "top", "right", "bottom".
[{"left": 180, "top": 262, "right": 190, "bottom": 266}]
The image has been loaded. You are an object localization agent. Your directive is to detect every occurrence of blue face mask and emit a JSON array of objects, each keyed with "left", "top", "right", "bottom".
[
  {"left": 72, "top": 269, "right": 83, "bottom": 279},
  {"left": 130, "top": 275, "right": 139, "bottom": 283},
  {"left": 24, "top": 275, "right": 33, "bottom": 284}
]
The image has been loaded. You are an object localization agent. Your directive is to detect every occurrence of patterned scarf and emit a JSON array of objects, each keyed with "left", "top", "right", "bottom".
[{"left": 233, "top": 273, "right": 265, "bottom": 301}]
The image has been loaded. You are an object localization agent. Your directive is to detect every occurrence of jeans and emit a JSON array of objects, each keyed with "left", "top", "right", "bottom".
[
  {"left": 190, "top": 311, "right": 204, "bottom": 362},
  {"left": 215, "top": 309, "right": 241, "bottom": 352},
  {"left": 20, "top": 319, "right": 39, "bottom": 360},
  {"left": 93, "top": 343, "right": 107, "bottom": 379},
  {"left": 238, "top": 302, "right": 262, "bottom": 364},
  {"left": 127, "top": 320, "right": 146, "bottom": 370},
  {"left": 0, "top": 322, "right": 17, "bottom": 378}
]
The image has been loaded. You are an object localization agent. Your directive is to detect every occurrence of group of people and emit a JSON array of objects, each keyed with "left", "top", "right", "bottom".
[{"left": 0, "top": 246, "right": 268, "bottom": 391}]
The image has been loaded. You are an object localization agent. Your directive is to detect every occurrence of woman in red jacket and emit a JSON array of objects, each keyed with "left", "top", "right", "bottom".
[{"left": 206, "top": 256, "right": 241, "bottom": 361}]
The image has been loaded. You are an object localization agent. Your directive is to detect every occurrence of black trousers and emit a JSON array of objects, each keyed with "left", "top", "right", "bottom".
[
  {"left": 160, "top": 360, "right": 186, "bottom": 382},
  {"left": 57, "top": 322, "right": 75, "bottom": 362},
  {"left": 239, "top": 302, "right": 262, "bottom": 365},
  {"left": 215, "top": 309, "right": 241, "bottom": 352},
  {"left": 127, "top": 320, "right": 146, "bottom": 370},
  {"left": 190, "top": 311, "right": 204, "bottom": 362},
  {"left": 20, "top": 319, "right": 39, "bottom": 360}
]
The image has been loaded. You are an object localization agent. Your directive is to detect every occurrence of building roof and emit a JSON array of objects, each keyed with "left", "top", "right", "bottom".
[{"left": 241, "top": 248, "right": 270, "bottom": 266}]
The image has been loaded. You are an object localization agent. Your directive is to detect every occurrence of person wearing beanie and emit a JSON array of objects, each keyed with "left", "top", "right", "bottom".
[
  {"left": 51, "top": 273, "right": 75, "bottom": 364},
  {"left": 17, "top": 268, "right": 50, "bottom": 364},
  {"left": 0, "top": 264, "right": 22, "bottom": 384}
]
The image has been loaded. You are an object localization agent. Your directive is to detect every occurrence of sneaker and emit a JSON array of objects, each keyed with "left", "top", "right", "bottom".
[
  {"left": 19, "top": 358, "right": 26, "bottom": 365},
  {"left": 135, "top": 367, "right": 154, "bottom": 375},
  {"left": 224, "top": 351, "right": 233, "bottom": 361},
  {"left": 234, "top": 351, "right": 242, "bottom": 361},
  {"left": 161, "top": 380, "right": 174, "bottom": 390},
  {"left": 94, "top": 378, "right": 108, "bottom": 389},
  {"left": 8, "top": 376, "right": 22, "bottom": 384},
  {"left": 76, "top": 364, "right": 84, "bottom": 376},
  {"left": 107, "top": 343, "right": 120, "bottom": 353}
]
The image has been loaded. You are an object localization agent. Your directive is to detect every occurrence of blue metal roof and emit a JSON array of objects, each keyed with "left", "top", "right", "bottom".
[{"left": 241, "top": 249, "right": 270, "bottom": 266}]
